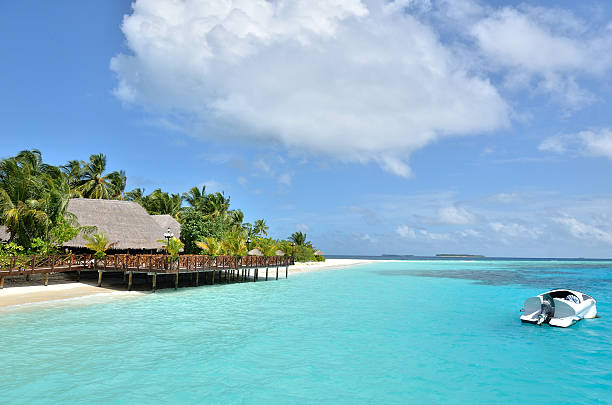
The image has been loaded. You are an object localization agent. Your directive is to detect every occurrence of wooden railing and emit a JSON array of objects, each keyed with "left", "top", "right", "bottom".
[{"left": 0, "top": 253, "right": 294, "bottom": 276}]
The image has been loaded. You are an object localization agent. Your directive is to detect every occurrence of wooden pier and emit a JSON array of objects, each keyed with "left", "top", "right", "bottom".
[{"left": 0, "top": 254, "right": 294, "bottom": 291}]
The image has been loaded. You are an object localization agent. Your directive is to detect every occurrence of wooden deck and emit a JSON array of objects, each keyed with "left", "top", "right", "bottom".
[{"left": 0, "top": 254, "right": 294, "bottom": 291}]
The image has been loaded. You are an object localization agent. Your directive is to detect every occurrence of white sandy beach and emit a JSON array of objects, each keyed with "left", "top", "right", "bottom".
[
  {"left": 289, "top": 258, "right": 376, "bottom": 274},
  {"left": 0, "top": 283, "right": 144, "bottom": 309},
  {"left": 0, "top": 259, "right": 374, "bottom": 308}
]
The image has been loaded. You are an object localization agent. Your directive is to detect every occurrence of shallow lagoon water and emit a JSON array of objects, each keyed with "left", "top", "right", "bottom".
[{"left": 1, "top": 260, "right": 611, "bottom": 404}]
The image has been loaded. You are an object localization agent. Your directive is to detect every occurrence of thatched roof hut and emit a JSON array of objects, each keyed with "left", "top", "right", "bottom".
[
  {"left": 0, "top": 225, "right": 9, "bottom": 242},
  {"left": 275, "top": 250, "right": 285, "bottom": 256},
  {"left": 152, "top": 215, "right": 181, "bottom": 239},
  {"left": 314, "top": 250, "right": 324, "bottom": 256},
  {"left": 248, "top": 248, "right": 264, "bottom": 256},
  {"left": 65, "top": 199, "right": 173, "bottom": 250}
]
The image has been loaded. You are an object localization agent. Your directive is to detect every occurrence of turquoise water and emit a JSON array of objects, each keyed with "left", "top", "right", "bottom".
[{"left": 1, "top": 260, "right": 611, "bottom": 404}]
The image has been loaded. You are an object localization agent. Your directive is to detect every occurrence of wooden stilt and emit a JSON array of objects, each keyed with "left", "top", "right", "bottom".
[
  {"left": 175, "top": 272, "right": 179, "bottom": 289},
  {"left": 254, "top": 268, "right": 257, "bottom": 282},
  {"left": 266, "top": 267, "right": 269, "bottom": 281},
  {"left": 1, "top": 275, "right": 5, "bottom": 289},
  {"left": 97, "top": 271, "right": 103, "bottom": 287},
  {"left": 76, "top": 269, "right": 81, "bottom": 282},
  {"left": 128, "top": 271, "right": 133, "bottom": 291},
  {"left": 286, "top": 266, "right": 288, "bottom": 279},
  {"left": 276, "top": 267, "right": 279, "bottom": 280},
  {"left": 123, "top": 271, "right": 127, "bottom": 282},
  {"left": 195, "top": 272, "right": 199, "bottom": 286},
  {"left": 152, "top": 273, "right": 157, "bottom": 292},
  {"left": 212, "top": 269, "right": 215, "bottom": 285},
  {"left": 44, "top": 273, "right": 49, "bottom": 286}
]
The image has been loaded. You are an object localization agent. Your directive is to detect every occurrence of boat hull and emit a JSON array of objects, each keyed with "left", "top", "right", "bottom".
[{"left": 520, "top": 289, "right": 597, "bottom": 328}]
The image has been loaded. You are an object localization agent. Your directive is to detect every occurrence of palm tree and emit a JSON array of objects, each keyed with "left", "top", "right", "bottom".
[
  {"left": 157, "top": 236, "right": 184, "bottom": 269},
  {"left": 147, "top": 189, "right": 183, "bottom": 218},
  {"left": 196, "top": 236, "right": 223, "bottom": 256},
  {"left": 61, "top": 160, "right": 83, "bottom": 196},
  {"left": 202, "top": 192, "right": 230, "bottom": 219},
  {"left": 254, "top": 219, "right": 268, "bottom": 236},
  {"left": 108, "top": 170, "right": 127, "bottom": 199},
  {"left": 74, "top": 154, "right": 123, "bottom": 199},
  {"left": 182, "top": 186, "right": 207, "bottom": 211},
  {"left": 124, "top": 188, "right": 145, "bottom": 203},
  {"left": 84, "top": 231, "right": 115, "bottom": 259},
  {"left": 221, "top": 229, "right": 246, "bottom": 256},
  {"left": 229, "top": 209, "right": 244, "bottom": 227},
  {"left": 289, "top": 231, "right": 307, "bottom": 246},
  {"left": 0, "top": 150, "right": 70, "bottom": 248},
  {"left": 256, "top": 238, "right": 278, "bottom": 256}
]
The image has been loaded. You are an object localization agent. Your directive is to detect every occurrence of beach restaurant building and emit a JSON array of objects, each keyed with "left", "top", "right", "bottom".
[{"left": 0, "top": 198, "right": 181, "bottom": 253}]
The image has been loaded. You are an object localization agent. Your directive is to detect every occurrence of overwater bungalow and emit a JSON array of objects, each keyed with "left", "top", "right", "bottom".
[
  {"left": 0, "top": 198, "right": 181, "bottom": 253},
  {"left": 63, "top": 198, "right": 180, "bottom": 253}
]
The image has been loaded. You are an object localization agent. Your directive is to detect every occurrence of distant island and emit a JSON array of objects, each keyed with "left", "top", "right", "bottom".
[{"left": 436, "top": 254, "right": 485, "bottom": 258}]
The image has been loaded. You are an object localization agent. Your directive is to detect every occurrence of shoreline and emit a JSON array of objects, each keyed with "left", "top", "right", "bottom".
[
  {"left": 0, "top": 283, "right": 144, "bottom": 309},
  {"left": 0, "top": 259, "right": 374, "bottom": 310},
  {"left": 289, "top": 258, "right": 378, "bottom": 274}
]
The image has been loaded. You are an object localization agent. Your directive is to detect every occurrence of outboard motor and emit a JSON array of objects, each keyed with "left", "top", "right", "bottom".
[{"left": 537, "top": 294, "right": 555, "bottom": 325}]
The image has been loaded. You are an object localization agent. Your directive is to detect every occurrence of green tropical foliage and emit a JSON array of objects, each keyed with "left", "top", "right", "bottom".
[
  {"left": 289, "top": 231, "right": 308, "bottom": 246},
  {"left": 0, "top": 150, "right": 73, "bottom": 249},
  {"left": 254, "top": 219, "right": 268, "bottom": 236},
  {"left": 221, "top": 229, "right": 247, "bottom": 256},
  {"left": 67, "top": 154, "right": 126, "bottom": 199},
  {"left": 84, "top": 231, "right": 115, "bottom": 259},
  {"left": 254, "top": 237, "right": 278, "bottom": 256},
  {"left": 195, "top": 236, "right": 223, "bottom": 257},
  {"left": 0, "top": 150, "right": 325, "bottom": 262},
  {"left": 182, "top": 186, "right": 207, "bottom": 211},
  {"left": 157, "top": 236, "right": 184, "bottom": 260}
]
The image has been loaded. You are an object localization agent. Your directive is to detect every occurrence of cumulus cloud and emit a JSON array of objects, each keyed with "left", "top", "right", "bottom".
[
  {"left": 489, "top": 222, "right": 541, "bottom": 239},
  {"left": 396, "top": 225, "right": 417, "bottom": 239},
  {"left": 471, "top": 6, "right": 612, "bottom": 109},
  {"left": 540, "top": 129, "right": 612, "bottom": 159},
  {"left": 438, "top": 206, "right": 474, "bottom": 225},
  {"left": 396, "top": 225, "right": 450, "bottom": 240},
  {"left": 112, "top": 0, "right": 508, "bottom": 176},
  {"left": 554, "top": 216, "right": 612, "bottom": 245}
]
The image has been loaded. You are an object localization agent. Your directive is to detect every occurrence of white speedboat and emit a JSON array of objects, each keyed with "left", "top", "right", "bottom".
[{"left": 520, "top": 289, "right": 598, "bottom": 328}]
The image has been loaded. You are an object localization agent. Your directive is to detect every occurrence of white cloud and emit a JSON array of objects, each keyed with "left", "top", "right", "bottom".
[
  {"left": 112, "top": 0, "right": 508, "bottom": 177},
  {"left": 488, "top": 192, "right": 521, "bottom": 204},
  {"left": 540, "top": 129, "right": 612, "bottom": 159},
  {"left": 489, "top": 222, "right": 541, "bottom": 239},
  {"left": 395, "top": 225, "right": 450, "bottom": 240},
  {"left": 471, "top": 6, "right": 612, "bottom": 109},
  {"left": 459, "top": 229, "right": 481, "bottom": 238},
  {"left": 438, "top": 206, "right": 474, "bottom": 225},
  {"left": 554, "top": 217, "right": 612, "bottom": 245},
  {"left": 296, "top": 223, "right": 310, "bottom": 232},
  {"left": 396, "top": 225, "right": 417, "bottom": 239},
  {"left": 278, "top": 173, "right": 292, "bottom": 186},
  {"left": 361, "top": 233, "right": 377, "bottom": 243}
]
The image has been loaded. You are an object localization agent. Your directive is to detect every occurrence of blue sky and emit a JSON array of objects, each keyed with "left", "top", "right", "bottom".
[{"left": 2, "top": 0, "right": 612, "bottom": 257}]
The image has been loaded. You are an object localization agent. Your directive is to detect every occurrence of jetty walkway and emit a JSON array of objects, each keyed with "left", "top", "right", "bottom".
[{"left": 0, "top": 254, "right": 294, "bottom": 291}]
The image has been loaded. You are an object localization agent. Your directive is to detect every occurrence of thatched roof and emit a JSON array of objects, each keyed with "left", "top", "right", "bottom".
[
  {"left": 275, "top": 250, "right": 285, "bottom": 256},
  {"left": 152, "top": 215, "right": 181, "bottom": 239},
  {"left": 314, "top": 250, "right": 324, "bottom": 256},
  {"left": 0, "top": 225, "right": 9, "bottom": 242},
  {"left": 65, "top": 199, "right": 172, "bottom": 250},
  {"left": 248, "top": 248, "right": 264, "bottom": 256}
]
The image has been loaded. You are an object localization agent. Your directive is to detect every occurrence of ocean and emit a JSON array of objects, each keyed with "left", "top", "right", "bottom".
[{"left": 1, "top": 259, "right": 611, "bottom": 404}]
